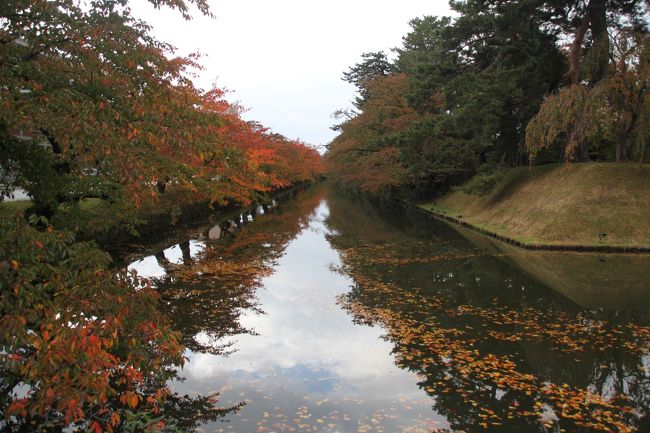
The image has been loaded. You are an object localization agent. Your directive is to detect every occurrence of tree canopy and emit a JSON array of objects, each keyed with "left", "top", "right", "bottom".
[
  {"left": 326, "top": 0, "right": 649, "bottom": 199},
  {"left": 1, "top": 0, "right": 322, "bottom": 215},
  {"left": 1, "top": 1, "right": 322, "bottom": 431}
]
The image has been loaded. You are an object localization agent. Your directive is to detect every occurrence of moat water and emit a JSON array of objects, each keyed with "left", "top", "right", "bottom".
[{"left": 124, "top": 184, "right": 650, "bottom": 433}]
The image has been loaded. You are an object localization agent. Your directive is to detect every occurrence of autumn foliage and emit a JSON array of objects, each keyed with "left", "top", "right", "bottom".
[
  {"left": 326, "top": 2, "right": 649, "bottom": 199},
  {"left": 0, "top": 0, "right": 322, "bottom": 214},
  {"left": 0, "top": 0, "right": 322, "bottom": 431},
  {"left": 326, "top": 74, "right": 417, "bottom": 194},
  {"left": 527, "top": 31, "right": 649, "bottom": 162},
  {"left": 205, "top": 107, "right": 323, "bottom": 206},
  {"left": 0, "top": 213, "right": 183, "bottom": 431},
  {"left": 325, "top": 192, "right": 650, "bottom": 432}
]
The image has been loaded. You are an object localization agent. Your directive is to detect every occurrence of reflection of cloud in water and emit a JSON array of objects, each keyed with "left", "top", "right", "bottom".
[
  {"left": 127, "top": 240, "right": 206, "bottom": 279},
  {"left": 162, "top": 244, "right": 184, "bottom": 265},
  {"left": 189, "top": 240, "right": 205, "bottom": 258},
  {"left": 173, "top": 198, "right": 446, "bottom": 431},
  {"left": 127, "top": 255, "right": 166, "bottom": 278},
  {"left": 278, "top": 364, "right": 338, "bottom": 393}
]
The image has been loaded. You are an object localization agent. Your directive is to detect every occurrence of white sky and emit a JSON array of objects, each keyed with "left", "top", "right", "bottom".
[{"left": 130, "top": 0, "right": 453, "bottom": 148}]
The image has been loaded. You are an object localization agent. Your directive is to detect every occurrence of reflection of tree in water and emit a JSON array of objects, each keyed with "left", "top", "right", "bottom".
[
  {"left": 113, "top": 187, "right": 325, "bottom": 431},
  {"left": 325, "top": 188, "right": 650, "bottom": 433},
  {"left": 149, "top": 186, "right": 326, "bottom": 355},
  {"left": 154, "top": 240, "right": 193, "bottom": 268},
  {"left": 159, "top": 392, "right": 244, "bottom": 432}
]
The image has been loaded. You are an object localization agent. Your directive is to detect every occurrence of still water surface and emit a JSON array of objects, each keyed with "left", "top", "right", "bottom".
[{"left": 124, "top": 185, "right": 650, "bottom": 433}]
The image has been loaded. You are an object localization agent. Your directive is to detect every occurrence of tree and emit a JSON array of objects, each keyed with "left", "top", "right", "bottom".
[
  {"left": 327, "top": 0, "right": 649, "bottom": 200},
  {"left": 0, "top": 213, "right": 212, "bottom": 432},
  {"left": 327, "top": 73, "right": 417, "bottom": 195},
  {"left": 547, "top": 0, "right": 649, "bottom": 86},
  {"left": 448, "top": 0, "right": 567, "bottom": 163},
  {"left": 450, "top": 0, "right": 648, "bottom": 86},
  {"left": 393, "top": 16, "right": 457, "bottom": 114},
  {"left": 1, "top": 0, "right": 321, "bottom": 218},
  {"left": 0, "top": 1, "right": 323, "bottom": 431},
  {"left": 327, "top": 5, "right": 566, "bottom": 197},
  {"left": 527, "top": 31, "right": 649, "bottom": 162},
  {"left": 342, "top": 51, "right": 392, "bottom": 109},
  {"left": 1, "top": 0, "right": 223, "bottom": 216},
  {"left": 202, "top": 107, "right": 323, "bottom": 206}
]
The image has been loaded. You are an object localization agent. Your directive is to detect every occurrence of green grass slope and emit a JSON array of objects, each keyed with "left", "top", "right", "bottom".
[{"left": 420, "top": 163, "right": 650, "bottom": 248}]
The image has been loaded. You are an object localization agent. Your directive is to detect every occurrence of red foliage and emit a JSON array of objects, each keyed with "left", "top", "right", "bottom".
[
  {"left": 1, "top": 0, "right": 323, "bottom": 210},
  {"left": 0, "top": 215, "right": 184, "bottom": 431}
]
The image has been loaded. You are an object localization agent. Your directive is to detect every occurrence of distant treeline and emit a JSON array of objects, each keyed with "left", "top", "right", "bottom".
[{"left": 326, "top": 0, "right": 649, "bottom": 199}]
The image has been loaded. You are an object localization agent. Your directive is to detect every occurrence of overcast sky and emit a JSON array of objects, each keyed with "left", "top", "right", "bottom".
[{"left": 131, "top": 0, "right": 453, "bottom": 148}]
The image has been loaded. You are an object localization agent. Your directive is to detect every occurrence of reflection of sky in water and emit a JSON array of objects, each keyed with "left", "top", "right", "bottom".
[
  {"left": 189, "top": 240, "right": 205, "bottom": 257},
  {"left": 167, "top": 200, "right": 448, "bottom": 432},
  {"left": 127, "top": 255, "right": 166, "bottom": 279},
  {"left": 124, "top": 189, "right": 650, "bottom": 432},
  {"left": 127, "top": 240, "right": 205, "bottom": 278}
]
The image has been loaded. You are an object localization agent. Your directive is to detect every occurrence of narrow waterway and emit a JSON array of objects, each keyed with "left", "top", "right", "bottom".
[{"left": 125, "top": 184, "right": 650, "bottom": 433}]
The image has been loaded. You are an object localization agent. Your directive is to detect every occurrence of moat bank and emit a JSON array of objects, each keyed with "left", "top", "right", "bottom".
[{"left": 419, "top": 162, "right": 650, "bottom": 252}]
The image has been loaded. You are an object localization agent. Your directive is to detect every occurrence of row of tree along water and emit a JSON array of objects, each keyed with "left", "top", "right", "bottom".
[
  {"left": 0, "top": 0, "right": 323, "bottom": 431},
  {"left": 325, "top": 0, "right": 649, "bottom": 199}
]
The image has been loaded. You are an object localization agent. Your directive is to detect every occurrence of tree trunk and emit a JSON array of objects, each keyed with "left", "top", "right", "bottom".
[
  {"left": 566, "top": 127, "right": 590, "bottom": 162},
  {"left": 616, "top": 134, "right": 628, "bottom": 162},
  {"left": 579, "top": 139, "right": 590, "bottom": 161},
  {"left": 180, "top": 240, "right": 192, "bottom": 263},
  {"left": 515, "top": 134, "right": 528, "bottom": 166},
  {"left": 27, "top": 201, "right": 58, "bottom": 221},
  {"left": 565, "top": 15, "right": 591, "bottom": 85},
  {"left": 588, "top": 0, "right": 609, "bottom": 86},
  {"left": 564, "top": 0, "right": 610, "bottom": 86}
]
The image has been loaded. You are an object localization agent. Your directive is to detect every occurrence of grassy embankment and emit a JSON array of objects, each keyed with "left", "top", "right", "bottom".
[{"left": 419, "top": 162, "right": 650, "bottom": 249}]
